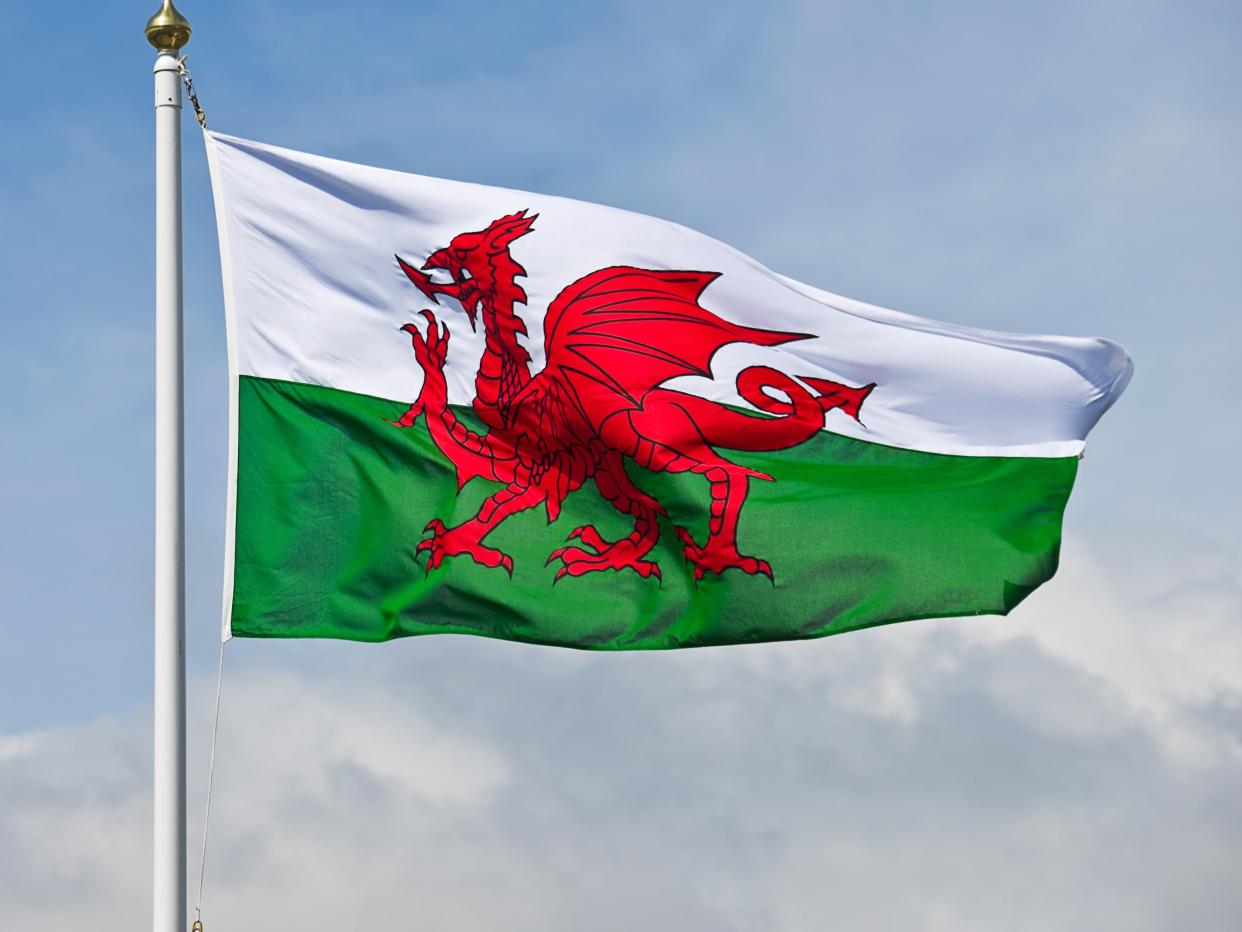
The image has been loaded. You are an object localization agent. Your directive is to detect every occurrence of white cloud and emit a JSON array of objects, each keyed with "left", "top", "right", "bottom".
[
  {"left": 957, "top": 538, "right": 1242, "bottom": 767},
  {"left": 3, "top": 535, "right": 1240, "bottom": 931}
]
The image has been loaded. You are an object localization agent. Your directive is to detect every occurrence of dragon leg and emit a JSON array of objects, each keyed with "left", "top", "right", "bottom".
[
  {"left": 608, "top": 397, "right": 773, "bottom": 582},
  {"left": 417, "top": 481, "right": 543, "bottom": 576},
  {"left": 675, "top": 466, "right": 774, "bottom": 583},
  {"left": 546, "top": 452, "right": 664, "bottom": 582},
  {"left": 606, "top": 397, "right": 774, "bottom": 582}
]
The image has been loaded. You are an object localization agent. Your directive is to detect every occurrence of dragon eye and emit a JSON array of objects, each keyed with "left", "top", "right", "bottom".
[{"left": 454, "top": 248, "right": 468, "bottom": 259}]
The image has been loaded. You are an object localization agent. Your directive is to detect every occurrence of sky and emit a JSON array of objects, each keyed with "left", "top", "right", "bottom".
[{"left": 1, "top": 0, "right": 1240, "bottom": 928}]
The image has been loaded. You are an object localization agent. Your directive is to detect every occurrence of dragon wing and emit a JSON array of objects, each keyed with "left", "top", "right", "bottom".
[{"left": 541, "top": 266, "right": 808, "bottom": 425}]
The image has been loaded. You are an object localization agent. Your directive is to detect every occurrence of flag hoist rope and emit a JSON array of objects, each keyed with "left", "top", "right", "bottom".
[{"left": 194, "top": 638, "right": 227, "bottom": 932}]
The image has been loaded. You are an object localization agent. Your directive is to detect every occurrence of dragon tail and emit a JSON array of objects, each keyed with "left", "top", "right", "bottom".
[
  {"left": 674, "top": 366, "right": 873, "bottom": 455},
  {"left": 798, "top": 376, "right": 876, "bottom": 423}
]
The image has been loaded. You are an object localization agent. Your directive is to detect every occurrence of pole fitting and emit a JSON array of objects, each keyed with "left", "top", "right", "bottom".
[
  {"left": 178, "top": 57, "right": 207, "bottom": 128},
  {"left": 145, "top": 0, "right": 191, "bottom": 53}
]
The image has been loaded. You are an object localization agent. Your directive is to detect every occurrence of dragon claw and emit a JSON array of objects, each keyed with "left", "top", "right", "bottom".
[
  {"left": 564, "top": 525, "right": 609, "bottom": 553},
  {"left": 436, "top": 326, "right": 450, "bottom": 367},
  {"left": 413, "top": 516, "right": 515, "bottom": 576},
  {"left": 398, "top": 311, "right": 450, "bottom": 410},
  {"left": 676, "top": 526, "right": 774, "bottom": 582},
  {"left": 413, "top": 310, "right": 452, "bottom": 367},
  {"left": 545, "top": 525, "right": 661, "bottom": 581}
]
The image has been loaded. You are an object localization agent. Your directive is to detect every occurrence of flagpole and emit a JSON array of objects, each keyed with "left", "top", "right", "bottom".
[{"left": 146, "top": 3, "right": 192, "bottom": 931}]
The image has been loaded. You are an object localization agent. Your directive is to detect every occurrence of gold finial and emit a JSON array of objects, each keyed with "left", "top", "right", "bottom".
[{"left": 145, "top": 0, "right": 191, "bottom": 52}]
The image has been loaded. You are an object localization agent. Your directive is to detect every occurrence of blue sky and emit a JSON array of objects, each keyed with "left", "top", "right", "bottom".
[{"left": 1, "top": 1, "right": 1240, "bottom": 929}]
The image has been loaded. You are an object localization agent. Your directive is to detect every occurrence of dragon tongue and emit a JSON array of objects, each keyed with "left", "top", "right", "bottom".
[{"left": 397, "top": 254, "right": 449, "bottom": 304}]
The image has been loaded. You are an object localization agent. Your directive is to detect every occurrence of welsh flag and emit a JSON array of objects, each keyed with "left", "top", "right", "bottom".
[{"left": 205, "top": 131, "right": 1131, "bottom": 649}]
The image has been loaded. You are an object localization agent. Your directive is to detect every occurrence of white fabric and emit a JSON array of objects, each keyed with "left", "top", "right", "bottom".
[{"left": 205, "top": 130, "right": 1131, "bottom": 458}]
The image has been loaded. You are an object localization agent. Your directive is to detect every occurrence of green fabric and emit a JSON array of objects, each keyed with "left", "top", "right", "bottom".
[{"left": 230, "top": 376, "right": 1078, "bottom": 649}]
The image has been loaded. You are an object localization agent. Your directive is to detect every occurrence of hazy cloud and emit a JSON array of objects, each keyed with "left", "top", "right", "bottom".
[{"left": 4, "top": 537, "right": 1240, "bottom": 931}]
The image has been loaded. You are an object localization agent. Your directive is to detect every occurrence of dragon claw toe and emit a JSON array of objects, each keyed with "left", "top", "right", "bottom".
[{"left": 563, "top": 525, "right": 609, "bottom": 553}]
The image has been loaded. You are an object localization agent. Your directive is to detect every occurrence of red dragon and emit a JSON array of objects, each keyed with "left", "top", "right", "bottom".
[{"left": 392, "top": 210, "right": 874, "bottom": 583}]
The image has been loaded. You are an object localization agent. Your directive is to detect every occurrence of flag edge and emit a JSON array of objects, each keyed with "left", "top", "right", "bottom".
[{"left": 204, "top": 129, "right": 239, "bottom": 643}]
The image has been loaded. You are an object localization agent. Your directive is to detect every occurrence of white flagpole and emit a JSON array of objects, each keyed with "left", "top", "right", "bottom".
[{"left": 146, "top": 3, "right": 191, "bottom": 930}]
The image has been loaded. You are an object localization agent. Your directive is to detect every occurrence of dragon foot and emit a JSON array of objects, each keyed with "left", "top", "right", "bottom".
[
  {"left": 416, "top": 518, "right": 514, "bottom": 576},
  {"left": 674, "top": 527, "right": 773, "bottom": 583},
  {"left": 546, "top": 525, "right": 661, "bottom": 583}
]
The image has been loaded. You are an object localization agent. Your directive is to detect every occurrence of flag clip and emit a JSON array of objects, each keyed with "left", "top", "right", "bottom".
[{"left": 177, "top": 55, "right": 207, "bottom": 128}]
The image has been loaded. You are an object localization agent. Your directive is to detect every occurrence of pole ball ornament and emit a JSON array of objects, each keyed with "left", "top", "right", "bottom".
[{"left": 145, "top": 0, "right": 191, "bottom": 52}]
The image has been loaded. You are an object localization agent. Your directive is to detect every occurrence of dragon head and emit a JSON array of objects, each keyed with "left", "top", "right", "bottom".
[{"left": 396, "top": 210, "right": 536, "bottom": 330}]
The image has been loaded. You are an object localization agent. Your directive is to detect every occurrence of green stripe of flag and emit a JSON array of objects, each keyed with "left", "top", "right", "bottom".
[{"left": 230, "top": 376, "right": 1077, "bottom": 649}]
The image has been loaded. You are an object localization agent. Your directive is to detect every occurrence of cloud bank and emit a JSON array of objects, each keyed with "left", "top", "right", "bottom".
[{"left": 4, "top": 537, "right": 1239, "bottom": 931}]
